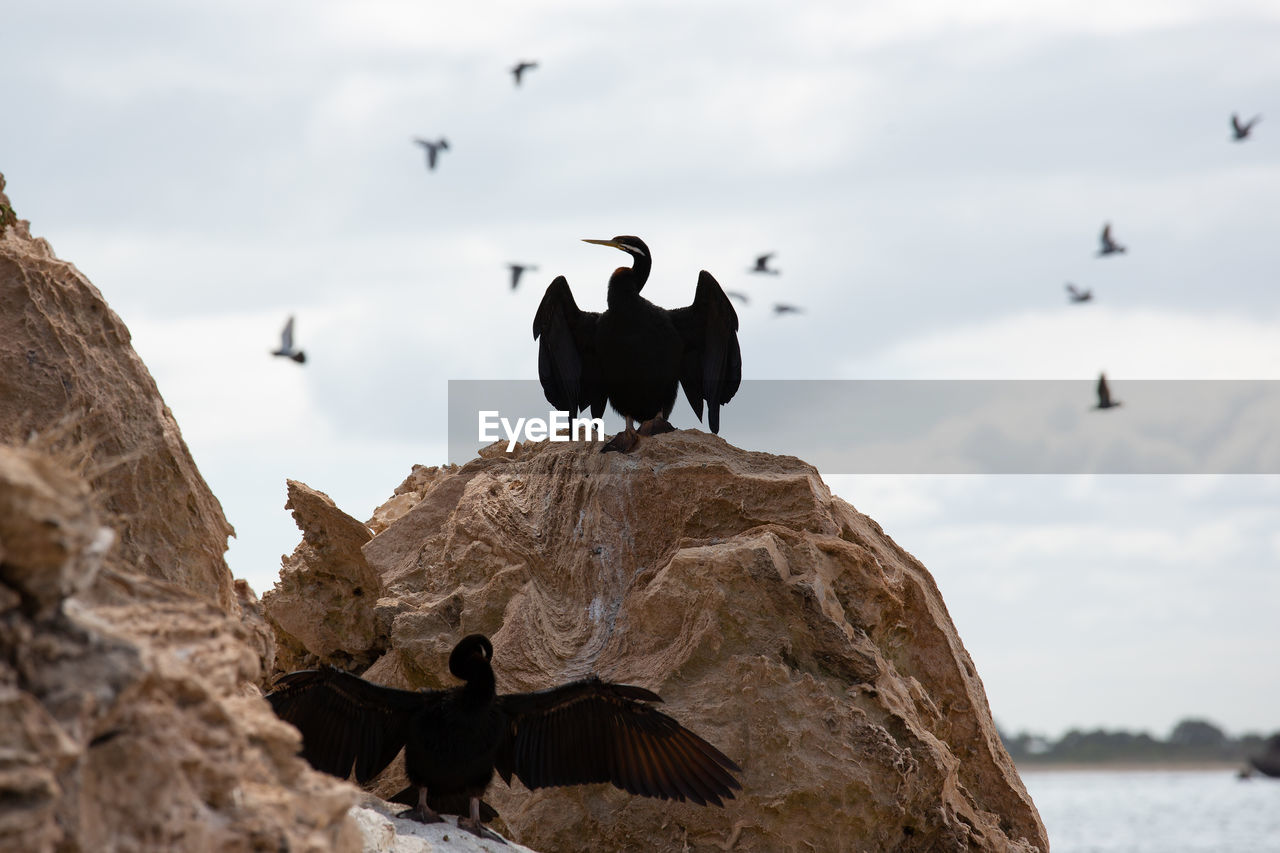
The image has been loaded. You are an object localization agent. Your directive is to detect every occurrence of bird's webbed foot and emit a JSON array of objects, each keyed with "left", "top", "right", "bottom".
[
  {"left": 458, "top": 816, "right": 507, "bottom": 844},
  {"left": 397, "top": 787, "right": 444, "bottom": 823},
  {"left": 395, "top": 806, "right": 444, "bottom": 824},
  {"left": 636, "top": 414, "right": 676, "bottom": 436},
  {"left": 601, "top": 423, "right": 641, "bottom": 453}
]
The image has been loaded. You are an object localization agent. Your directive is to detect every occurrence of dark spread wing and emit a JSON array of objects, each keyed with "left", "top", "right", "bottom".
[
  {"left": 1100, "top": 223, "right": 1114, "bottom": 248},
  {"left": 532, "top": 276, "right": 606, "bottom": 419},
  {"left": 267, "top": 668, "right": 434, "bottom": 784},
  {"left": 669, "top": 271, "right": 742, "bottom": 433},
  {"left": 494, "top": 677, "right": 742, "bottom": 806}
]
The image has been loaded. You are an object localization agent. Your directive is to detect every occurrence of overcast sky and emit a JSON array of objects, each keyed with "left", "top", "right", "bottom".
[{"left": 6, "top": 0, "right": 1279, "bottom": 739}]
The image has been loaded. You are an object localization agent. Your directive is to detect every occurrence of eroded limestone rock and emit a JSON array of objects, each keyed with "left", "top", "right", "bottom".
[
  {"left": 0, "top": 173, "right": 235, "bottom": 611},
  {"left": 0, "top": 444, "right": 359, "bottom": 852},
  {"left": 274, "top": 434, "right": 1047, "bottom": 852},
  {"left": 264, "top": 480, "right": 383, "bottom": 673}
]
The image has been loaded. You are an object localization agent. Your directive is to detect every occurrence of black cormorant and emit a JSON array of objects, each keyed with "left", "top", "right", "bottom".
[
  {"left": 533, "top": 236, "right": 741, "bottom": 452},
  {"left": 1097, "top": 223, "right": 1126, "bottom": 257},
  {"left": 1094, "top": 373, "right": 1121, "bottom": 409},
  {"left": 413, "top": 137, "right": 450, "bottom": 171},
  {"left": 1231, "top": 113, "right": 1261, "bottom": 141},
  {"left": 267, "top": 634, "right": 742, "bottom": 842},
  {"left": 1065, "top": 283, "right": 1093, "bottom": 303},
  {"left": 272, "top": 316, "right": 306, "bottom": 364}
]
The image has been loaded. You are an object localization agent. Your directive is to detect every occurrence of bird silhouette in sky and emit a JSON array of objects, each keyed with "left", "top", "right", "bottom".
[
  {"left": 508, "top": 263, "right": 539, "bottom": 291},
  {"left": 413, "top": 137, "right": 450, "bottom": 171},
  {"left": 511, "top": 61, "right": 539, "bottom": 86},
  {"left": 272, "top": 316, "right": 306, "bottom": 364},
  {"left": 1231, "top": 113, "right": 1261, "bottom": 141},
  {"left": 1093, "top": 373, "right": 1121, "bottom": 410},
  {"left": 726, "top": 290, "right": 749, "bottom": 304},
  {"left": 772, "top": 303, "right": 803, "bottom": 316},
  {"left": 1097, "top": 223, "right": 1126, "bottom": 257},
  {"left": 1066, "top": 283, "right": 1093, "bottom": 303},
  {"left": 750, "top": 252, "right": 779, "bottom": 275}
]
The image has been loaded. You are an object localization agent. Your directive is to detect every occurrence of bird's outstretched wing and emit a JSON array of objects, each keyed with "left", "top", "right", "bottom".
[
  {"left": 532, "top": 276, "right": 606, "bottom": 419},
  {"left": 279, "top": 316, "right": 295, "bottom": 350},
  {"left": 267, "top": 668, "right": 436, "bottom": 784},
  {"left": 669, "top": 271, "right": 742, "bottom": 433},
  {"left": 1232, "top": 113, "right": 1260, "bottom": 136},
  {"left": 1096, "top": 374, "right": 1112, "bottom": 407},
  {"left": 495, "top": 677, "right": 742, "bottom": 806}
]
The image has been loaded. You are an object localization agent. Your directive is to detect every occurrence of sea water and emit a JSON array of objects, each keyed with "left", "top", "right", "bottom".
[{"left": 1021, "top": 768, "right": 1280, "bottom": 853}]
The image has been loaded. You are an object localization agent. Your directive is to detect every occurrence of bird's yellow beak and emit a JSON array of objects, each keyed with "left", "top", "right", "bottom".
[{"left": 582, "top": 238, "right": 624, "bottom": 250}]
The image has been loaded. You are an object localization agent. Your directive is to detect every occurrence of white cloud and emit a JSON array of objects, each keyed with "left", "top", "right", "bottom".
[{"left": 847, "top": 306, "right": 1280, "bottom": 380}]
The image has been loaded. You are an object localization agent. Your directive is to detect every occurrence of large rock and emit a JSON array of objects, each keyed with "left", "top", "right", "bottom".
[
  {"left": 0, "top": 443, "right": 359, "bottom": 852},
  {"left": 268, "top": 434, "right": 1048, "bottom": 852},
  {"left": 0, "top": 173, "right": 235, "bottom": 611}
]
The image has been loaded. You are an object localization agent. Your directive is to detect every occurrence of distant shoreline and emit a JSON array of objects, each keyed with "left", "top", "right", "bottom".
[{"left": 1016, "top": 760, "right": 1246, "bottom": 773}]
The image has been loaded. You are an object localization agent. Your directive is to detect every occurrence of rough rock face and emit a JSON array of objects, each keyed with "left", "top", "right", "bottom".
[
  {"left": 265, "top": 480, "right": 384, "bottom": 674},
  {"left": 0, "top": 178, "right": 534, "bottom": 853},
  {"left": 0, "top": 173, "right": 235, "bottom": 611},
  {"left": 0, "top": 444, "right": 359, "bottom": 853},
  {"left": 268, "top": 434, "right": 1048, "bottom": 852}
]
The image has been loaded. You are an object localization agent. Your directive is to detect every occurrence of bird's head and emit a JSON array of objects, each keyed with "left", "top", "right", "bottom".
[
  {"left": 449, "top": 634, "right": 494, "bottom": 680},
  {"left": 583, "top": 235, "right": 650, "bottom": 262},
  {"left": 584, "top": 236, "right": 652, "bottom": 293}
]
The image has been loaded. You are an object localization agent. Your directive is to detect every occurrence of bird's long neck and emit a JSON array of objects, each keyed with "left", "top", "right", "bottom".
[
  {"left": 461, "top": 663, "right": 496, "bottom": 707},
  {"left": 607, "top": 255, "right": 651, "bottom": 308}
]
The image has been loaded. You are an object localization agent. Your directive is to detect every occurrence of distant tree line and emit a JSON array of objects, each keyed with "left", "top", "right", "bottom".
[{"left": 1000, "top": 718, "right": 1276, "bottom": 765}]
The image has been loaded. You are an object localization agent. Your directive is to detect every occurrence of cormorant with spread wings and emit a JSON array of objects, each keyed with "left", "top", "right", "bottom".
[
  {"left": 532, "top": 235, "right": 742, "bottom": 452},
  {"left": 267, "top": 634, "right": 742, "bottom": 842}
]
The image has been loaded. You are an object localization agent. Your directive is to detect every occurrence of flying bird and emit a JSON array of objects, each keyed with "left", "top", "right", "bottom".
[
  {"left": 413, "top": 137, "right": 450, "bottom": 171},
  {"left": 1093, "top": 373, "right": 1121, "bottom": 410},
  {"left": 726, "top": 290, "right": 749, "bottom": 304},
  {"left": 1097, "top": 223, "right": 1126, "bottom": 257},
  {"left": 267, "top": 634, "right": 741, "bottom": 842},
  {"left": 534, "top": 235, "right": 742, "bottom": 453},
  {"left": 1065, "top": 283, "right": 1093, "bottom": 303},
  {"left": 272, "top": 316, "right": 306, "bottom": 364},
  {"left": 510, "top": 61, "right": 539, "bottom": 86},
  {"left": 772, "top": 303, "right": 803, "bottom": 316},
  {"left": 508, "top": 263, "right": 539, "bottom": 291},
  {"left": 750, "top": 253, "right": 779, "bottom": 275},
  {"left": 1231, "top": 113, "right": 1261, "bottom": 141}
]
